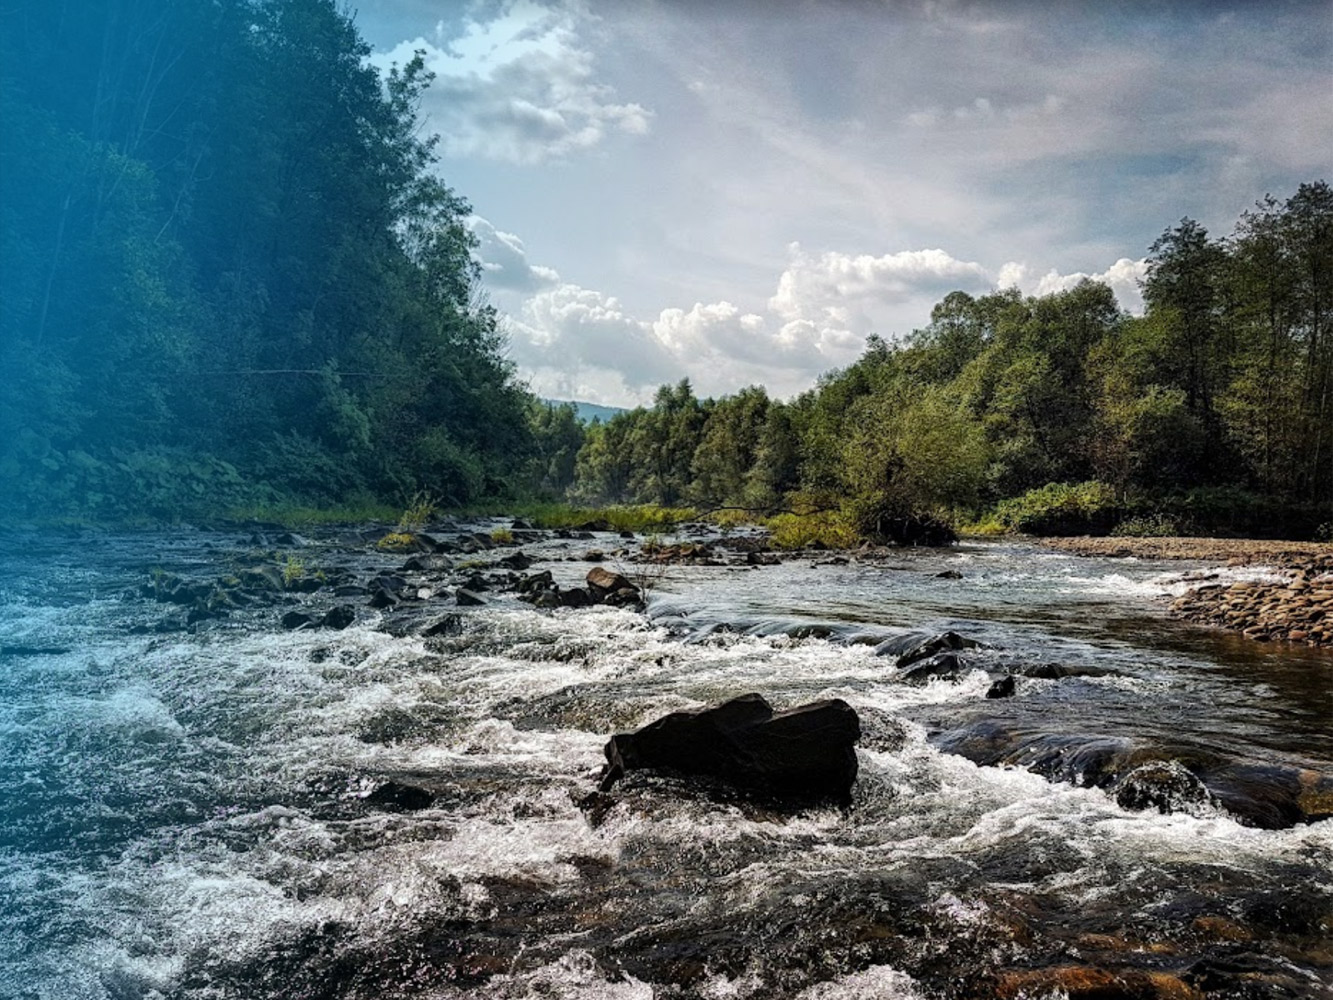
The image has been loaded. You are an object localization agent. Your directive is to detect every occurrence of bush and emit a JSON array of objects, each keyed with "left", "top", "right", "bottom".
[
  {"left": 1111, "top": 513, "right": 1184, "bottom": 537},
  {"left": 995, "top": 481, "right": 1122, "bottom": 536},
  {"left": 0, "top": 444, "right": 282, "bottom": 524},
  {"left": 766, "top": 509, "right": 858, "bottom": 550},
  {"left": 1154, "top": 487, "right": 1333, "bottom": 540}
]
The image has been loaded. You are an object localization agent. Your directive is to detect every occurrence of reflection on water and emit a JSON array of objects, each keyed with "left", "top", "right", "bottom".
[{"left": 0, "top": 528, "right": 1330, "bottom": 999}]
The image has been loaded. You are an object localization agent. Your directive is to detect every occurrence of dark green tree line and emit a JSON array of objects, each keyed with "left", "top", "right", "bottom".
[
  {"left": 1, "top": 0, "right": 537, "bottom": 519},
  {"left": 572, "top": 183, "right": 1332, "bottom": 539}
]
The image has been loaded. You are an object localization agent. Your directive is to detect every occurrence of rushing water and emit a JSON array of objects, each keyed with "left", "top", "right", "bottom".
[{"left": 1, "top": 525, "right": 1330, "bottom": 999}]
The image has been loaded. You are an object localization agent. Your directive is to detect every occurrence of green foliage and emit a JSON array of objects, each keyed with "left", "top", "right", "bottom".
[
  {"left": 524, "top": 402, "right": 585, "bottom": 497},
  {"left": 491, "top": 502, "right": 696, "bottom": 534},
  {"left": 994, "top": 481, "right": 1122, "bottom": 537},
  {"left": 563, "top": 180, "right": 1331, "bottom": 543},
  {"left": 376, "top": 532, "right": 417, "bottom": 552},
  {"left": 765, "top": 510, "right": 858, "bottom": 550},
  {"left": 397, "top": 492, "right": 438, "bottom": 532},
  {"left": 0, "top": 0, "right": 537, "bottom": 524},
  {"left": 279, "top": 554, "right": 306, "bottom": 586},
  {"left": 1110, "top": 513, "right": 1184, "bottom": 538}
]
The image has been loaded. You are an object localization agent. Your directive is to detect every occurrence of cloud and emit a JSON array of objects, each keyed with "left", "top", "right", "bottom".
[
  {"left": 498, "top": 238, "right": 1153, "bottom": 406},
  {"left": 766, "top": 245, "right": 994, "bottom": 352},
  {"left": 997, "top": 258, "right": 1148, "bottom": 314},
  {"left": 370, "top": 3, "right": 651, "bottom": 163},
  {"left": 468, "top": 216, "right": 560, "bottom": 292},
  {"left": 509, "top": 283, "right": 683, "bottom": 390}
]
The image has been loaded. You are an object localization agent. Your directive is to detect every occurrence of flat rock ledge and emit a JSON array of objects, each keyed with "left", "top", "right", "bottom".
[{"left": 1170, "top": 556, "right": 1333, "bottom": 647}]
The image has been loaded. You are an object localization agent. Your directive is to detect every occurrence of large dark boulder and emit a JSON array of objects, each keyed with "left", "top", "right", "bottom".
[{"left": 598, "top": 693, "right": 860, "bottom": 806}]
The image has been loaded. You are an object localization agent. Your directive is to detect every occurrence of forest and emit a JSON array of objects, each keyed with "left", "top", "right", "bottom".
[
  {"left": 3, "top": 0, "right": 1330, "bottom": 539},
  {"left": 568, "top": 187, "right": 1333, "bottom": 541},
  {"left": 1, "top": 0, "right": 539, "bottom": 520}
]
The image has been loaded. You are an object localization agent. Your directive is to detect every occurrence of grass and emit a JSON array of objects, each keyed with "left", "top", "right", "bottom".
[
  {"left": 956, "top": 514, "right": 1008, "bottom": 538},
  {"left": 375, "top": 531, "right": 417, "bottom": 552},
  {"left": 456, "top": 501, "right": 699, "bottom": 534},
  {"left": 278, "top": 553, "right": 306, "bottom": 585}
]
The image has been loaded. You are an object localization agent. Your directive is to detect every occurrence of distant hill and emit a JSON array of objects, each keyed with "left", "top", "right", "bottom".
[{"left": 547, "top": 400, "right": 629, "bottom": 424}]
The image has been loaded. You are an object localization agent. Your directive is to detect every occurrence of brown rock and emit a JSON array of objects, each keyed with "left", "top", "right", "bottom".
[
  {"left": 586, "top": 566, "right": 636, "bottom": 595},
  {"left": 995, "top": 966, "right": 1202, "bottom": 1000},
  {"left": 1191, "top": 915, "right": 1252, "bottom": 942}
]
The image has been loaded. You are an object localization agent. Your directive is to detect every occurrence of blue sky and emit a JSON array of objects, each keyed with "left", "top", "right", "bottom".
[{"left": 357, "top": 0, "right": 1332, "bottom": 406}]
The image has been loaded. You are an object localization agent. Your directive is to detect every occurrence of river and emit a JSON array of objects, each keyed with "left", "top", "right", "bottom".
[{"left": 1, "top": 523, "right": 1330, "bottom": 999}]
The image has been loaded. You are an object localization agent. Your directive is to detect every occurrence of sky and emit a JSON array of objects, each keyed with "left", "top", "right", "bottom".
[{"left": 357, "top": 0, "right": 1333, "bottom": 407}]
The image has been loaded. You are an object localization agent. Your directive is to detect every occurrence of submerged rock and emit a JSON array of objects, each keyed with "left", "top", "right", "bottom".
[
  {"left": 995, "top": 965, "right": 1202, "bottom": 1000},
  {"left": 936, "top": 721, "right": 1333, "bottom": 829},
  {"left": 900, "top": 651, "right": 973, "bottom": 684},
  {"left": 875, "top": 630, "right": 981, "bottom": 667},
  {"left": 364, "top": 781, "right": 435, "bottom": 812},
  {"left": 1112, "top": 760, "right": 1213, "bottom": 815},
  {"left": 420, "top": 614, "right": 462, "bottom": 637},
  {"left": 598, "top": 693, "right": 860, "bottom": 806},
  {"left": 321, "top": 605, "right": 355, "bottom": 630},
  {"left": 455, "top": 589, "right": 486, "bottom": 607}
]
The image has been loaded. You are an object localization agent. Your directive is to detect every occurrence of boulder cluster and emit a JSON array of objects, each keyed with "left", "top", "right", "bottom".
[
  {"left": 516, "top": 566, "right": 643, "bottom": 610},
  {"left": 1170, "top": 556, "right": 1333, "bottom": 647}
]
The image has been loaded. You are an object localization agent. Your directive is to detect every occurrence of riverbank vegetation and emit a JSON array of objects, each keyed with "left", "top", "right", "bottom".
[
  {"left": 2, "top": 0, "right": 536, "bottom": 523},
  {"left": 569, "top": 185, "right": 1333, "bottom": 542},
  {"left": 3, "top": 2, "right": 1329, "bottom": 540}
]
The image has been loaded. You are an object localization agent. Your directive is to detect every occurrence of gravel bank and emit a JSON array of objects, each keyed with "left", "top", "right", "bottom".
[
  {"left": 1038, "top": 536, "right": 1333, "bottom": 648},
  {"left": 1038, "top": 535, "right": 1333, "bottom": 565}
]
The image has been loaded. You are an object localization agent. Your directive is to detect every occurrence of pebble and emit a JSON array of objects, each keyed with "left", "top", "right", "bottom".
[{"left": 1171, "top": 555, "right": 1333, "bottom": 648}]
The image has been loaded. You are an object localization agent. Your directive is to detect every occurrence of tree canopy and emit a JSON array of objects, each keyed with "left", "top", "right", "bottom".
[{"left": 1, "top": 0, "right": 534, "bottom": 519}]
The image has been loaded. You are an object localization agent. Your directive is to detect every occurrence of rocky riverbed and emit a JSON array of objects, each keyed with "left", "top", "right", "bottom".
[
  {"left": 1170, "top": 557, "right": 1333, "bottom": 647},
  {"left": 3, "top": 521, "right": 1331, "bottom": 999}
]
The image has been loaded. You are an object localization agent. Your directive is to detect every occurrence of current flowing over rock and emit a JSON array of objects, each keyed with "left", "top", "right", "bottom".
[{"left": 598, "top": 693, "right": 861, "bottom": 806}]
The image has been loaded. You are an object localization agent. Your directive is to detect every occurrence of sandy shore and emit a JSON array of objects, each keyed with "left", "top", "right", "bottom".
[
  {"left": 1038, "top": 536, "right": 1333, "bottom": 648},
  {"left": 1038, "top": 535, "right": 1333, "bottom": 566}
]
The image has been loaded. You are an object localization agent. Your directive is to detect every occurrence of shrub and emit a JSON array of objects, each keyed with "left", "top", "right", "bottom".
[
  {"left": 279, "top": 554, "right": 306, "bottom": 585},
  {"left": 766, "top": 510, "right": 858, "bottom": 550},
  {"left": 995, "top": 481, "right": 1122, "bottom": 536},
  {"left": 397, "top": 491, "right": 438, "bottom": 531},
  {"left": 1110, "top": 513, "right": 1183, "bottom": 538},
  {"left": 376, "top": 532, "right": 416, "bottom": 552}
]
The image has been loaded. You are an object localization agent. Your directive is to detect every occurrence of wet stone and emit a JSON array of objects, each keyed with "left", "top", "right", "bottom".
[
  {"left": 599, "top": 693, "right": 861, "bottom": 807},
  {"left": 1112, "top": 760, "right": 1212, "bottom": 815},
  {"left": 321, "top": 605, "right": 355, "bottom": 630},
  {"left": 363, "top": 781, "right": 434, "bottom": 812}
]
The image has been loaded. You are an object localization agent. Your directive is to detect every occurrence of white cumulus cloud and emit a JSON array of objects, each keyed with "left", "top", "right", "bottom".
[
  {"left": 370, "top": 3, "right": 651, "bottom": 164},
  {"left": 496, "top": 236, "right": 1151, "bottom": 405},
  {"left": 468, "top": 216, "right": 560, "bottom": 292},
  {"left": 997, "top": 258, "right": 1148, "bottom": 313}
]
